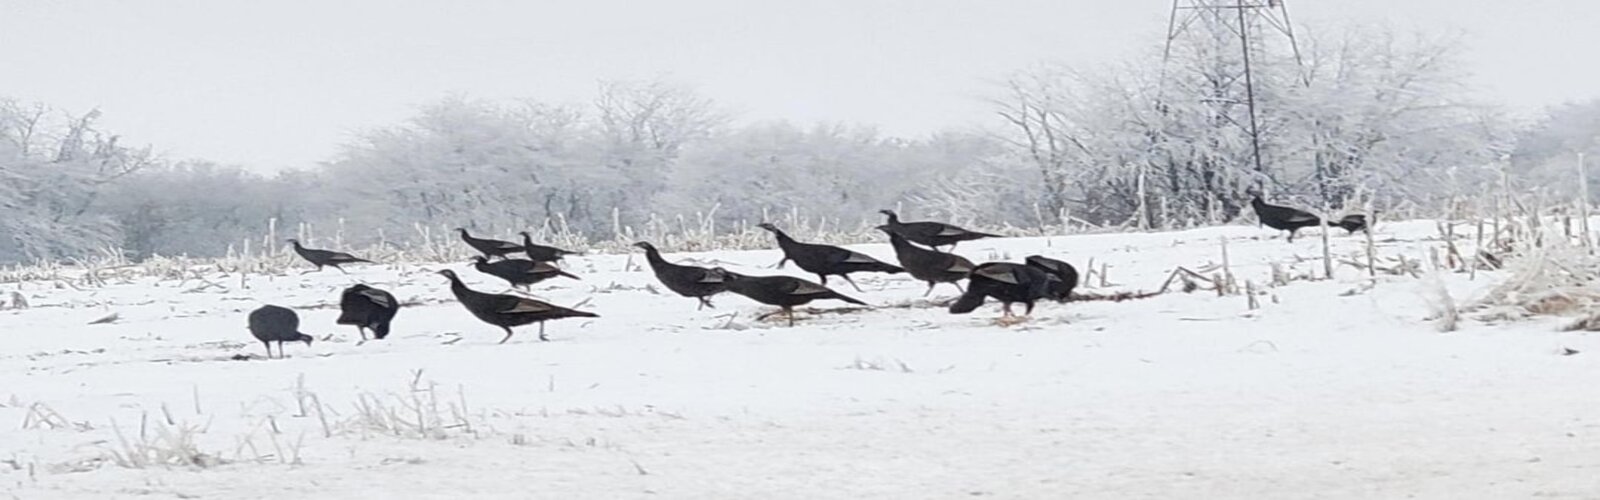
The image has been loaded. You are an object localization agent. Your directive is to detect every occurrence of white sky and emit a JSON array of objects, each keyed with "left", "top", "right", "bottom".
[{"left": 1, "top": 0, "right": 1595, "bottom": 171}]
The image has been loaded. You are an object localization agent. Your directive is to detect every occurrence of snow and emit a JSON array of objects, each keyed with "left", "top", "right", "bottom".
[{"left": 3, "top": 221, "right": 1599, "bottom": 498}]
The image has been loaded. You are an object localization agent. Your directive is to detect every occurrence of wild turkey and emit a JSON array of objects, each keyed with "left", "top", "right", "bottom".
[
  {"left": 878, "top": 210, "right": 998, "bottom": 251},
  {"left": 949, "top": 262, "right": 1055, "bottom": 319},
  {"left": 337, "top": 284, "right": 399, "bottom": 341},
  {"left": 1024, "top": 255, "right": 1079, "bottom": 302},
  {"left": 1331, "top": 214, "right": 1370, "bottom": 235},
  {"left": 720, "top": 270, "right": 867, "bottom": 326},
  {"left": 457, "top": 228, "right": 524, "bottom": 260},
  {"left": 438, "top": 270, "right": 597, "bottom": 343},
  {"left": 878, "top": 229, "right": 973, "bottom": 296},
  {"left": 1249, "top": 196, "right": 1324, "bottom": 242},
  {"left": 248, "top": 305, "right": 314, "bottom": 359},
  {"left": 757, "top": 222, "right": 902, "bottom": 292},
  {"left": 287, "top": 239, "right": 371, "bottom": 274},
  {"left": 471, "top": 256, "right": 579, "bottom": 290},
  {"left": 518, "top": 232, "right": 580, "bottom": 263},
  {"left": 633, "top": 241, "right": 728, "bottom": 310}
]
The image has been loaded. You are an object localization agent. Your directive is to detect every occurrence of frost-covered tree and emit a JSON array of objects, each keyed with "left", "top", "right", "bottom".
[
  {"left": 0, "top": 101, "right": 154, "bottom": 261},
  {"left": 980, "top": 26, "right": 1507, "bottom": 228},
  {"left": 1511, "top": 99, "right": 1600, "bottom": 201}
]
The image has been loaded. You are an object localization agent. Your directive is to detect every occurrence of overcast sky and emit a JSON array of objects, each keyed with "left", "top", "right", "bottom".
[{"left": 2, "top": 0, "right": 1595, "bottom": 171}]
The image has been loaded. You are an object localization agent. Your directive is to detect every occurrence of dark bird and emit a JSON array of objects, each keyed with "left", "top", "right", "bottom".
[
  {"left": 878, "top": 228, "right": 973, "bottom": 296},
  {"left": 633, "top": 241, "right": 728, "bottom": 310},
  {"left": 949, "top": 262, "right": 1055, "bottom": 319},
  {"left": 438, "top": 269, "right": 597, "bottom": 343},
  {"left": 757, "top": 222, "right": 902, "bottom": 292},
  {"left": 518, "top": 231, "right": 580, "bottom": 263},
  {"left": 287, "top": 239, "right": 372, "bottom": 274},
  {"left": 471, "top": 256, "right": 579, "bottom": 290},
  {"left": 1249, "top": 196, "right": 1324, "bottom": 242},
  {"left": 1330, "top": 213, "right": 1370, "bottom": 235},
  {"left": 1024, "top": 255, "right": 1080, "bottom": 302},
  {"left": 720, "top": 270, "right": 868, "bottom": 326},
  {"left": 337, "top": 284, "right": 399, "bottom": 341},
  {"left": 456, "top": 228, "right": 524, "bottom": 260},
  {"left": 247, "top": 305, "right": 314, "bottom": 359},
  {"left": 877, "top": 210, "right": 999, "bottom": 251}
]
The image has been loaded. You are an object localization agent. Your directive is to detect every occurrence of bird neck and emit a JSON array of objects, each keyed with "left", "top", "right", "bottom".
[
  {"left": 641, "top": 247, "right": 667, "bottom": 266},
  {"left": 769, "top": 229, "right": 796, "bottom": 245}
]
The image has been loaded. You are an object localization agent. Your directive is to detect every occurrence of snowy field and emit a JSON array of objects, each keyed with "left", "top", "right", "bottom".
[{"left": 2, "top": 221, "right": 1598, "bottom": 499}]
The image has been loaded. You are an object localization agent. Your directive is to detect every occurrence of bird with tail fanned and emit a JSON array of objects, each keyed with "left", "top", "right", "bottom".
[
  {"left": 338, "top": 284, "right": 399, "bottom": 341},
  {"left": 877, "top": 210, "right": 999, "bottom": 251},
  {"left": 633, "top": 241, "right": 728, "bottom": 310},
  {"left": 287, "top": 239, "right": 371, "bottom": 274},
  {"left": 878, "top": 228, "right": 973, "bottom": 296},
  {"left": 248, "top": 305, "right": 314, "bottom": 358},
  {"left": 471, "top": 256, "right": 579, "bottom": 290},
  {"left": 719, "top": 269, "right": 867, "bottom": 326},
  {"left": 757, "top": 222, "right": 902, "bottom": 292},
  {"left": 457, "top": 228, "right": 524, "bottom": 260}
]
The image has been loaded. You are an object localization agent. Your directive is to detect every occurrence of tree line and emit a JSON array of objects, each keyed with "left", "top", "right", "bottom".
[{"left": 2, "top": 26, "right": 1595, "bottom": 263}]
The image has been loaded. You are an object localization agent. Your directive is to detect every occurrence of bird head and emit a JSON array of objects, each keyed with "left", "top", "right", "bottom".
[
  {"left": 878, "top": 209, "right": 897, "bottom": 218},
  {"left": 470, "top": 256, "right": 489, "bottom": 265},
  {"left": 454, "top": 227, "right": 469, "bottom": 235},
  {"left": 631, "top": 241, "right": 655, "bottom": 251},
  {"left": 518, "top": 231, "right": 531, "bottom": 238},
  {"left": 298, "top": 334, "right": 314, "bottom": 346},
  {"left": 436, "top": 269, "right": 460, "bottom": 281},
  {"left": 756, "top": 222, "right": 779, "bottom": 233},
  {"left": 285, "top": 238, "right": 300, "bottom": 245}
]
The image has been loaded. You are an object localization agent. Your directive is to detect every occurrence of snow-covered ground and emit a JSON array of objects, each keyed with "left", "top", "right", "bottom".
[{"left": 2, "top": 221, "right": 1598, "bottom": 499}]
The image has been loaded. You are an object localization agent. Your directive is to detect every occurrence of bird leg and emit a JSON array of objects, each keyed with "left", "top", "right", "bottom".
[
  {"left": 538, "top": 322, "right": 549, "bottom": 342},
  {"left": 954, "top": 282, "right": 965, "bottom": 293},
  {"left": 922, "top": 282, "right": 936, "bottom": 297},
  {"left": 300, "top": 268, "right": 318, "bottom": 275},
  {"left": 335, "top": 265, "right": 349, "bottom": 275},
  {"left": 358, "top": 327, "right": 368, "bottom": 342},
  {"left": 786, "top": 307, "right": 796, "bottom": 327},
  {"left": 774, "top": 258, "right": 787, "bottom": 269},
  {"left": 949, "top": 242, "right": 959, "bottom": 251},
  {"left": 840, "top": 275, "right": 864, "bottom": 293},
  {"left": 262, "top": 342, "right": 273, "bottom": 359},
  {"left": 755, "top": 309, "right": 784, "bottom": 322},
  {"left": 696, "top": 297, "right": 714, "bottom": 310},
  {"left": 498, "top": 327, "right": 514, "bottom": 344},
  {"left": 1001, "top": 303, "right": 1014, "bottom": 318}
]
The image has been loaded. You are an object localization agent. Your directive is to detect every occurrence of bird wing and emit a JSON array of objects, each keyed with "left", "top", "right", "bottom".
[
  {"left": 491, "top": 240, "right": 521, "bottom": 250},
  {"left": 500, "top": 298, "right": 555, "bottom": 314},
  {"left": 841, "top": 250, "right": 883, "bottom": 264},
  {"left": 696, "top": 270, "right": 726, "bottom": 284},
  {"left": 356, "top": 289, "right": 394, "bottom": 308},
  {"left": 790, "top": 280, "right": 834, "bottom": 295},
  {"left": 1283, "top": 212, "right": 1318, "bottom": 223},
  {"left": 935, "top": 225, "right": 971, "bottom": 237},
  {"left": 973, "top": 265, "right": 1021, "bottom": 285},
  {"left": 946, "top": 257, "right": 976, "bottom": 274}
]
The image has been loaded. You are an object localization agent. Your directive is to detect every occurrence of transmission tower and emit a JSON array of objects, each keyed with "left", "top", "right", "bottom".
[{"left": 1158, "top": 0, "right": 1305, "bottom": 179}]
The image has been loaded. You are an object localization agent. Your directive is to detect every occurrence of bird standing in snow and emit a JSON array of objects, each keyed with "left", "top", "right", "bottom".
[
  {"left": 337, "top": 284, "right": 399, "bottom": 341},
  {"left": 248, "top": 305, "right": 314, "bottom": 359},
  {"left": 438, "top": 269, "right": 597, "bottom": 343},
  {"left": 878, "top": 210, "right": 998, "bottom": 251},
  {"left": 720, "top": 269, "right": 867, "bottom": 326},
  {"left": 757, "top": 222, "right": 902, "bottom": 292},
  {"left": 457, "top": 228, "right": 524, "bottom": 260},
  {"left": 1249, "top": 196, "right": 1324, "bottom": 242},
  {"left": 287, "top": 239, "right": 371, "bottom": 274},
  {"left": 949, "top": 262, "right": 1056, "bottom": 322},
  {"left": 879, "top": 228, "right": 974, "bottom": 296},
  {"left": 633, "top": 241, "right": 728, "bottom": 310},
  {"left": 471, "top": 256, "right": 579, "bottom": 290},
  {"left": 518, "top": 231, "right": 580, "bottom": 263}
]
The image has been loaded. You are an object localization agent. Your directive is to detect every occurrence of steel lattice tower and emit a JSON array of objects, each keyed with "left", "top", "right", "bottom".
[{"left": 1158, "top": 0, "right": 1306, "bottom": 178}]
